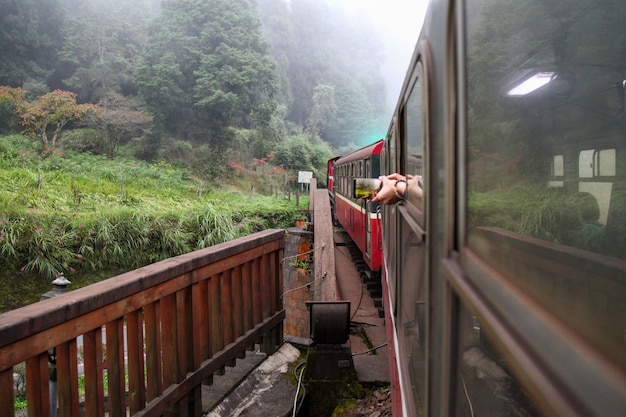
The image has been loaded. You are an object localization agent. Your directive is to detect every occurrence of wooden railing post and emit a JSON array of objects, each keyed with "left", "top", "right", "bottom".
[{"left": 0, "top": 229, "right": 285, "bottom": 417}]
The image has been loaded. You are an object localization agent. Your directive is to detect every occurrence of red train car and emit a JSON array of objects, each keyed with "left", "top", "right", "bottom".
[
  {"left": 328, "top": 140, "right": 384, "bottom": 273},
  {"left": 330, "top": 0, "right": 626, "bottom": 415}
]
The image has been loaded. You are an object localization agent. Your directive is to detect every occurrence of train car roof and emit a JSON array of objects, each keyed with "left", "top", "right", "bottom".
[{"left": 334, "top": 139, "right": 384, "bottom": 165}]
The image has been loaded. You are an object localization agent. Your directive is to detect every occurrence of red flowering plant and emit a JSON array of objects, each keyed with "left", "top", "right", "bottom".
[{"left": 230, "top": 154, "right": 287, "bottom": 195}]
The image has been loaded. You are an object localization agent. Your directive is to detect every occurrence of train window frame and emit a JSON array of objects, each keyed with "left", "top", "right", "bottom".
[
  {"left": 448, "top": 0, "right": 626, "bottom": 416},
  {"left": 393, "top": 48, "right": 432, "bottom": 417},
  {"left": 398, "top": 63, "right": 427, "bottom": 232}
]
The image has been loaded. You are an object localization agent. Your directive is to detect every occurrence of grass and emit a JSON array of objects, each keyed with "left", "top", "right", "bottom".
[{"left": 0, "top": 134, "right": 309, "bottom": 312}]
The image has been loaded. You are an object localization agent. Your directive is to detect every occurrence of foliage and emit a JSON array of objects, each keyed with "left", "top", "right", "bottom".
[
  {"left": 90, "top": 94, "right": 153, "bottom": 158},
  {"left": 0, "top": 87, "right": 97, "bottom": 150},
  {"left": 58, "top": 0, "right": 155, "bottom": 102},
  {"left": 230, "top": 154, "right": 287, "bottom": 194},
  {"left": 136, "top": 0, "right": 279, "bottom": 158},
  {"left": 0, "top": 0, "right": 393, "bottom": 168},
  {"left": 258, "top": 0, "right": 389, "bottom": 145},
  {"left": 468, "top": 187, "right": 604, "bottom": 249},
  {"left": 0, "top": 0, "right": 64, "bottom": 87},
  {"left": 0, "top": 135, "right": 306, "bottom": 301},
  {"left": 306, "top": 84, "right": 337, "bottom": 140},
  {"left": 271, "top": 134, "right": 333, "bottom": 180},
  {"left": 20, "top": 90, "right": 97, "bottom": 149}
]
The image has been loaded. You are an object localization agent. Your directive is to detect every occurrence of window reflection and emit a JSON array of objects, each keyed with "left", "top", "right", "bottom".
[
  {"left": 396, "top": 67, "right": 427, "bottom": 416},
  {"left": 455, "top": 303, "right": 539, "bottom": 417},
  {"left": 404, "top": 71, "right": 424, "bottom": 211},
  {"left": 465, "top": 0, "right": 626, "bottom": 376}
]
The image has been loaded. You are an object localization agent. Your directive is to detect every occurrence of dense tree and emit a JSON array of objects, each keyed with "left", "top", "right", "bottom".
[
  {"left": 0, "top": 0, "right": 64, "bottom": 87},
  {"left": 258, "top": 0, "right": 388, "bottom": 147},
  {"left": 306, "top": 84, "right": 337, "bottom": 140},
  {"left": 92, "top": 94, "right": 153, "bottom": 158},
  {"left": 58, "top": 0, "right": 155, "bottom": 102},
  {"left": 0, "top": 0, "right": 391, "bottom": 172},
  {"left": 137, "top": 0, "right": 279, "bottom": 159},
  {"left": 256, "top": 0, "right": 295, "bottom": 110}
]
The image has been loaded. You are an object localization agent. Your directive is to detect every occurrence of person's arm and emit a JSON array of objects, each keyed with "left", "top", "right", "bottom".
[{"left": 372, "top": 174, "right": 422, "bottom": 205}]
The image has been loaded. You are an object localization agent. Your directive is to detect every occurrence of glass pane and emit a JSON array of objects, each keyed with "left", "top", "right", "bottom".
[
  {"left": 396, "top": 69, "right": 428, "bottom": 416},
  {"left": 552, "top": 155, "right": 563, "bottom": 177},
  {"left": 597, "top": 149, "right": 616, "bottom": 176},
  {"left": 397, "top": 214, "right": 426, "bottom": 416},
  {"left": 579, "top": 150, "right": 594, "bottom": 178},
  {"left": 404, "top": 73, "right": 425, "bottom": 211},
  {"left": 465, "top": 0, "right": 626, "bottom": 370},
  {"left": 454, "top": 302, "right": 539, "bottom": 417}
]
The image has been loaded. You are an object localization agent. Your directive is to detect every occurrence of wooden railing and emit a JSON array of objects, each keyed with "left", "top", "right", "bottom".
[{"left": 0, "top": 229, "right": 285, "bottom": 417}]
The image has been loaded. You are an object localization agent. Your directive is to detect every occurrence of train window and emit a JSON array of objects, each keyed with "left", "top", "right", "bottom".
[
  {"left": 383, "top": 123, "right": 399, "bottom": 314},
  {"left": 579, "top": 150, "right": 594, "bottom": 178},
  {"left": 579, "top": 149, "right": 615, "bottom": 178},
  {"left": 551, "top": 155, "right": 563, "bottom": 177},
  {"left": 453, "top": 302, "right": 539, "bottom": 417},
  {"left": 395, "top": 60, "right": 428, "bottom": 415},
  {"left": 594, "top": 149, "right": 616, "bottom": 177},
  {"left": 463, "top": 0, "right": 626, "bottom": 415},
  {"left": 404, "top": 66, "right": 425, "bottom": 213}
]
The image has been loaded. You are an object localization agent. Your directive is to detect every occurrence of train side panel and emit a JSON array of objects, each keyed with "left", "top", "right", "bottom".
[
  {"left": 378, "top": 0, "right": 626, "bottom": 416},
  {"left": 331, "top": 140, "right": 384, "bottom": 272}
]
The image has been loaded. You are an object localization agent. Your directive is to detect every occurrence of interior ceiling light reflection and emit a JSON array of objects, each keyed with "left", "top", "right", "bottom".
[{"left": 507, "top": 71, "right": 555, "bottom": 96}]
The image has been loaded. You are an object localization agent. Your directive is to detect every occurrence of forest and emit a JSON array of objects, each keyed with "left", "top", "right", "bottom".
[
  {"left": 0, "top": 0, "right": 395, "bottom": 310},
  {"left": 0, "top": 0, "right": 390, "bottom": 179}
]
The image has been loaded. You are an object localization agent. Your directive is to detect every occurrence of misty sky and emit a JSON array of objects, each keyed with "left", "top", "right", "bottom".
[{"left": 341, "top": 0, "right": 428, "bottom": 113}]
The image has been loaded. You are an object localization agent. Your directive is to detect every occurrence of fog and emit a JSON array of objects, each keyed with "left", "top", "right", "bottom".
[{"left": 340, "top": 0, "right": 428, "bottom": 113}]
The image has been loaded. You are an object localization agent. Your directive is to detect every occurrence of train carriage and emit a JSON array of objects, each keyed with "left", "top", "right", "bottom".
[
  {"left": 332, "top": 0, "right": 626, "bottom": 416},
  {"left": 330, "top": 140, "right": 384, "bottom": 273}
]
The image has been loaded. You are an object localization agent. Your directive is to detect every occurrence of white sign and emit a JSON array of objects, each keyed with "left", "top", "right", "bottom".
[{"left": 298, "top": 171, "right": 313, "bottom": 184}]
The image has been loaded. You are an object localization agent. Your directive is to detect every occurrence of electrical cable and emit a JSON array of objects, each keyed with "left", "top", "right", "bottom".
[
  {"left": 292, "top": 361, "right": 307, "bottom": 417},
  {"left": 352, "top": 342, "right": 388, "bottom": 356},
  {"left": 280, "top": 243, "right": 328, "bottom": 299},
  {"left": 462, "top": 376, "right": 475, "bottom": 417}
]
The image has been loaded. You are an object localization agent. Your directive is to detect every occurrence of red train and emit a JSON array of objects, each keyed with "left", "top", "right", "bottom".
[
  {"left": 327, "top": 140, "right": 384, "bottom": 273},
  {"left": 329, "top": 0, "right": 626, "bottom": 416}
]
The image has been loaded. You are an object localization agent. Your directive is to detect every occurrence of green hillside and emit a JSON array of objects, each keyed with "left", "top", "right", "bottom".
[{"left": 0, "top": 134, "right": 308, "bottom": 312}]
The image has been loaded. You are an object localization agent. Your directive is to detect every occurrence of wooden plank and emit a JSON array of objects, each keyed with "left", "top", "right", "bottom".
[
  {"left": 25, "top": 354, "right": 48, "bottom": 417},
  {"left": 132, "top": 310, "right": 285, "bottom": 417},
  {"left": 314, "top": 188, "right": 338, "bottom": 301},
  {"left": 270, "top": 250, "right": 278, "bottom": 314},
  {"left": 232, "top": 265, "right": 246, "bottom": 359},
  {"left": 252, "top": 258, "right": 262, "bottom": 326},
  {"left": 178, "top": 286, "right": 194, "bottom": 417},
  {"left": 221, "top": 270, "right": 237, "bottom": 366},
  {"left": 83, "top": 328, "right": 105, "bottom": 417},
  {"left": 210, "top": 274, "right": 224, "bottom": 375},
  {"left": 127, "top": 309, "right": 146, "bottom": 414},
  {"left": 242, "top": 261, "right": 254, "bottom": 350},
  {"left": 144, "top": 302, "right": 161, "bottom": 401},
  {"left": 56, "top": 339, "right": 80, "bottom": 417},
  {"left": 176, "top": 288, "right": 189, "bottom": 381},
  {"left": 0, "top": 367, "right": 16, "bottom": 417},
  {"left": 260, "top": 254, "right": 274, "bottom": 353},
  {"left": 106, "top": 319, "right": 126, "bottom": 417},
  {"left": 0, "top": 230, "right": 285, "bottom": 350},
  {"left": 274, "top": 249, "right": 284, "bottom": 347},
  {"left": 192, "top": 280, "right": 210, "bottom": 367},
  {"left": 161, "top": 294, "right": 178, "bottom": 387}
]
